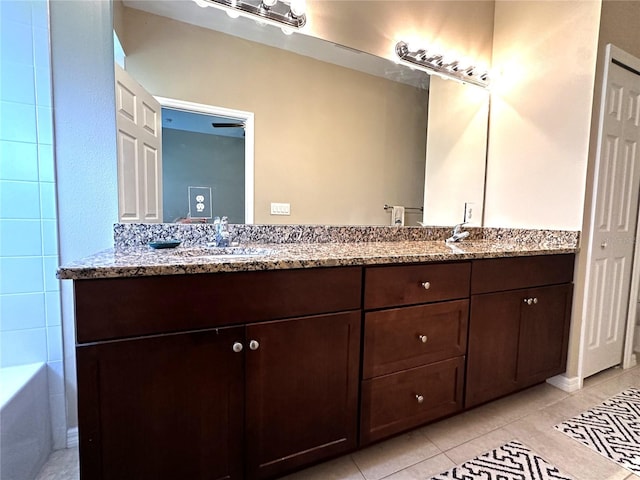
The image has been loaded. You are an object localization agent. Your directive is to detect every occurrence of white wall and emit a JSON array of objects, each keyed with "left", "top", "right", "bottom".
[
  {"left": 50, "top": 0, "right": 118, "bottom": 435},
  {"left": 485, "top": 0, "right": 601, "bottom": 230}
]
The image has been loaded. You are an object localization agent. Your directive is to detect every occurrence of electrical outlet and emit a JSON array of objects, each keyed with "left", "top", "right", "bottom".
[
  {"left": 270, "top": 202, "right": 290, "bottom": 215},
  {"left": 464, "top": 202, "right": 475, "bottom": 223}
]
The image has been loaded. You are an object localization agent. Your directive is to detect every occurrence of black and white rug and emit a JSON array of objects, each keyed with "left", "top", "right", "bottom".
[
  {"left": 554, "top": 387, "right": 640, "bottom": 475},
  {"left": 430, "top": 440, "right": 573, "bottom": 479}
]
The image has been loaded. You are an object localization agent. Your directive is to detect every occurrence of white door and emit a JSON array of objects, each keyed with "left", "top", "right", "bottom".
[
  {"left": 114, "top": 64, "right": 163, "bottom": 223},
  {"left": 582, "top": 60, "right": 640, "bottom": 378}
]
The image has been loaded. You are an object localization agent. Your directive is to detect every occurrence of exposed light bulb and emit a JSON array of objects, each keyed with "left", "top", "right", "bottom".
[{"left": 290, "top": 0, "right": 306, "bottom": 17}]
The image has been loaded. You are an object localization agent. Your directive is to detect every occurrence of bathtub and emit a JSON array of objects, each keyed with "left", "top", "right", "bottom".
[{"left": 0, "top": 363, "right": 52, "bottom": 480}]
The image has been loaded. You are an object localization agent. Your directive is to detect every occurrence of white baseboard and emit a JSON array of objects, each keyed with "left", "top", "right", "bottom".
[
  {"left": 546, "top": 374, "right": 582, "bottom": 392},
  {"left": 67, "top": 427, "right": 78, "bottom": 448}
]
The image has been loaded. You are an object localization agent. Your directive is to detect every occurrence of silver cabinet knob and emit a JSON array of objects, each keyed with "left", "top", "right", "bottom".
[
  {"left": 421, "top": 281, "right": 431, "bottom": 290},
  {"left": 418, "top": 334, "right": 428, "bottom": 343},
  {"left": 416, "top": 394, "right": 424, "bottom": 404},
  {"left": 232, "top": 342, "right": 243, "bottom": 353},
  {"left": 524, "top": 298, "right": 532, "bottom": 305},
  {"left": 249, "top": 340, "right": 260, "bottom": 351},
  {"left": 533, "top": 297, "right": 538, "bottom": 304}
]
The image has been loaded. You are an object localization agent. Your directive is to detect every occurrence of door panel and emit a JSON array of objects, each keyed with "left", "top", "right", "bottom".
[
  {"left": 115, "top": 63, "right": 163, "bottom": 223},
  {"left": 77, "top": 327, "right": 244, "bottom": 480},
  {"left": 584, "top": 61, "right": 640, "bottom": 378},
  {"left": 244, "top": 311, "right": 360, "bottom": 480}
]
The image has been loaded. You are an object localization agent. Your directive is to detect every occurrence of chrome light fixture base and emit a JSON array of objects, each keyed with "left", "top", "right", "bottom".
[
  {"left": 199, "top": 0, "right": 306, "bottom": 29},
  {"left": 395, "top": 41, "right": 489, "bottom": 89}
]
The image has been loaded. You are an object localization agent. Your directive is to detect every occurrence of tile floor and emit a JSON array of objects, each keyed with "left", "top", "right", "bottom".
[{"left": 35, "top": 365, "right": 640, "bottom": 480}]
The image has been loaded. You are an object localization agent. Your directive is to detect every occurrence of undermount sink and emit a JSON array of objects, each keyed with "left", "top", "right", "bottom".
[{"left": 172, "top": 246, "right": 274, "bottom": 259}]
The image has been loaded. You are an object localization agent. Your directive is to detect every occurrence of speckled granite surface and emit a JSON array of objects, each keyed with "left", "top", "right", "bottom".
[
  {"left": 113, "top": 223, "right": 579, "bottom": 247},
  {"left": 58, "top": 225, "right": 579, "bottom": 280}
]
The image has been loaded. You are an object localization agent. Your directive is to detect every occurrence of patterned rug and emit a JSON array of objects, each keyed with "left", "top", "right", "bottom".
[
  {"left": 554, "top": 387, "right": 640, "bottom": 475},
  {"left": 430, "top": 440, "right": 573, "bottom": 479}
]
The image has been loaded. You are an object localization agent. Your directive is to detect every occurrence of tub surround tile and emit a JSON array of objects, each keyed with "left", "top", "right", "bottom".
[{"left": 58, "top": 224, "right": 579, "bottom": 280}]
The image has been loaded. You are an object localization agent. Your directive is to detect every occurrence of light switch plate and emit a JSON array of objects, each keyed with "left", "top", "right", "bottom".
[{"left": 270, "top": 202, "right": 290, "bottom": 215}]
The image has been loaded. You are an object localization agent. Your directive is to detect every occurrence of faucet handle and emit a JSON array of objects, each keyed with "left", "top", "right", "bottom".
[{"left": 453, "top": 222, "right": 467, "bottom": 234}]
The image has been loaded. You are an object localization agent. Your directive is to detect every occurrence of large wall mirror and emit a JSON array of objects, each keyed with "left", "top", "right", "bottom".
[{"left": 115, "top": 0, "right": 489, "bottom": 227}]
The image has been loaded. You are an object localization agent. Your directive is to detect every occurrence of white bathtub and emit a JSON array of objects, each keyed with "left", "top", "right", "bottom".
[{"left": 0, "top": 363, "right": 52, "bottom": 480}]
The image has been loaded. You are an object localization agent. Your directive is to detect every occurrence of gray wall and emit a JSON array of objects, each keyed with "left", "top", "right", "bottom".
[{"left": 162, "top": 128, "right": 245, "bottom": 224}]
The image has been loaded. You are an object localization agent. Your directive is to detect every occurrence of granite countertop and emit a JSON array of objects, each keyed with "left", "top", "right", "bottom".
[{"left": 57, "top": 238, "right": 579, "bottom": 280}]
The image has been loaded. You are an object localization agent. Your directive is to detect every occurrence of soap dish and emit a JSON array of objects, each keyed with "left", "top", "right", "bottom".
[{"left": 148, "top": 240, "right": 181, "bottom": 249}]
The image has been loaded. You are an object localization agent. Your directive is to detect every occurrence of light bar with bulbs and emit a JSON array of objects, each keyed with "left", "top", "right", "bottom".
[
  {"left": 194, "top": 0, "right": 306, "bottom": 29},
  {"left": 395, "top": 41, "right": 489, "bottom": 88}
]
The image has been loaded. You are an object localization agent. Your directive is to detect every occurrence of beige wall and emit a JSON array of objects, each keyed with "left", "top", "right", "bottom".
[
  {"left": 122, "top": 7, "right": 429, "bottom": 225},
  {"left": 485, "top": 0, "right": 601, "bottom": 230},
  {"left": 305, "top": 1, "right": 494, "bottom": 66},
  {"left": 423, "top": 76, "right": 490, "bottom": 227}
]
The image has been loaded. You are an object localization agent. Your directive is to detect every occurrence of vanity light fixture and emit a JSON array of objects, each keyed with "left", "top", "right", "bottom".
[
  {"left": 395, "top": 41, "right": 489, "bottom": 88},
  {"left": 194, "top": 0, "right": 306, "bottom": 29}
]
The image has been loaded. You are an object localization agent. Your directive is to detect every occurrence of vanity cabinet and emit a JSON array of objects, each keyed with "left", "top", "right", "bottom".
[
  {"left": 74, "top": 267, "right": 361, "bottom": 480},
  {"left": 360, "top": 262, "right": 470, "bottom": 445},
  {"left": 465, "top": 254, "right": 574, "bottom": 408},
  {"left": 72, "top": 252, "right": 576, "bottom": 478}
]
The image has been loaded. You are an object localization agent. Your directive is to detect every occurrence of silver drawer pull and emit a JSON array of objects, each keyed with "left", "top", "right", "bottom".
[
  {"left": 418, "top": 334, "right": 428, "bottom": 343},
  {"left": 232, "top": 342, "right": 243, "bottom": 353},
  {"left": 533, "top": 297, "right": 538, "bottom": 304},
  {"left": 249, "top": 340, "right": 260, "bottom": 351},
  {"left": 416, "top": 394, "right": 424, "bottom": 404},
  {"left": 421, "top": 281, "right": 431, "bottom": 290},
  {"left": 524, "top": 298, "right": 532, "bottom": 305}
]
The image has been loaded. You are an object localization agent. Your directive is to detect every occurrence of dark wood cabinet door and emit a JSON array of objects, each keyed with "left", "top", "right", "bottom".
[
  {"left": 465, "top": 290, "right": 522, "bottom": 408},
  {"left": 244, "top": 311, "right": 360, "bottom": 480},
  {"left": 77, "top": 327, "right": 244, "bottom": 480},
  {"left": 517, "top": 284, "right": 573, "bottom": 387}
]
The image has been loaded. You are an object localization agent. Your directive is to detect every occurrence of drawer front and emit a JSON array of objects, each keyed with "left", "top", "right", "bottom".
[
  {"left": 360, "top": 357, "right": 465, "bottom": 445},
  {"left": 363, "top": 300, "right": 468, "bottom": 379},
  {"left": 364, "top": 262, "right": 471, "bottom": 310},
  {"left": 75, "top": 267, "right": 362, "bottom": 343},
  {"left": 471, "top": 254, "right": 574, "bottom": 294}
]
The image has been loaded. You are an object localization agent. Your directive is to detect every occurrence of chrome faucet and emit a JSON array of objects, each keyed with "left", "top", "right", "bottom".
[{"left": 446, "top": 222, "right": 469, "bottom": 243}]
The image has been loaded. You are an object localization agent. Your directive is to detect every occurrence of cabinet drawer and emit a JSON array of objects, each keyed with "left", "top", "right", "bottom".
[
  {"left": 363, "top": 300, "right": 468, "bottom": 379},
  {"left": 360, "top": 357, "right": 464, "bottom": 445},
  {"left": 75, "top": 267, "right": 362, "bottom": 343},
  {"left": 364, "top": 262, "right": 471, "bottom": 310},
  {"left": 471, "top": 254, "right": 574, "bottom": 294}
]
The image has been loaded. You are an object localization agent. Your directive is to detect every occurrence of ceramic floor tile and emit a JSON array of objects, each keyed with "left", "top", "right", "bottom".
[
  {"left": 442, "top": 427, "right": 515, "bottom": 465},
  {"left": 419, "top": 401, "right": 508, "bottom": 451},
  {"left": 380, "top": 453, "right": 454, "bottom": 480},
  {"left": 503, "top": 410, "right": 629, "bottom": 480},
  {"left": 582, "top": 369, "right": 640, "bottom": 402},
  {"left": 479, "top": 382, "right": 569, "bottom": 425},
  {"left": 34, "top": 447, "right": 78, "bottom": 480},
  {"left": 582, "top": 366, "right": 627, "bottom": 390},
  {"left": 280, "top": 455, "right": 365, "bottom": 480},
  {"left": 351, "top": 430, "right": 441, "bottom": 480}
]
